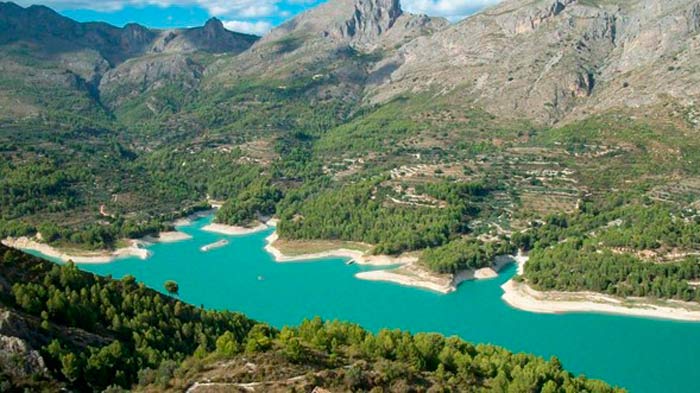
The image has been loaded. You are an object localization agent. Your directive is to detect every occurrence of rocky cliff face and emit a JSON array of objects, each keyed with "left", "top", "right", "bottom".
[
  {"left": 205, "top": 0, "right": 447, "bottom": 106},
  {"left": 367, "top": 0, "right": 700, "bottom": 123},
  {"left": 342, "top": 0, "right": 403, "bottom": 49},
  {"left": 258, "top": 0, "right": 445, "bottom": 52},
  {"left": 365, "top": 0, "right": 617, "bottom": 122},
  {"left": 2, "top": 0, "right": 698, "bottom": 125},
  {"left": 575, "top": 0, "right": 700, "bottom": 119}
]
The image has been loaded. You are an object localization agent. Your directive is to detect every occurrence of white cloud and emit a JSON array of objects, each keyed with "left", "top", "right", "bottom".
[
  {"left": 222, "top": 19, "right": 273, "bottom": 35},
  {"left": 14, "top": 1, "right": 502, "bottom": 25},
  {"left": 238, "top": 4, "right": 278, "bottom": 18},
  {"left": 14, "top": 0, "right": 282, "bottom": 17},
  {"left": 197, "top": 0, "right": 278, "bottom": 18},
  {"left": 402, "top": 0, "right": 502, "bottom": 21}
]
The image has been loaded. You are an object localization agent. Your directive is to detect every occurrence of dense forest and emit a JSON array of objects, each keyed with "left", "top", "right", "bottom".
[
  {"left": 1, "top": 246, "right": 256, "bottom": 391},
  {"left": 216, "top": 179, "right": 283, "bottom": 226},
  {"left": 420, "top": 238, "right": 515, "bottom": 274},
  {"left": 525, "top": 242, "right": 700, "bottom": 301},
  {"left": 276, "top": 180, "right": 487, "bottom": 255},
  {"left": 0, "top": 245, "right": 622, "bottom": 392},
  {"left": 517, "top": 198, "right": 700, "bottom": 301}
]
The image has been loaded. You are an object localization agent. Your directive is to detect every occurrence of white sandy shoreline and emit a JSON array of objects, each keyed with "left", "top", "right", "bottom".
[
  {"left": 202, "top": 222, "right": 269, "bottom": 236},
  {"left": 264, "top": 232, "right": 514, "bottom": 293},
  {"left": 264, "top": 232, "right": 411, "bottom": 266},
  {"left": 2, "top": 236, "right": 150, "bottom": 264},
  {"left": 500, "top": 253, "right": 700, "bottom": 321},
  {"left": 356, "top": 253, "right": 518, "bottom": 294},
  {"left": 3, "top": 229, "right": 192, "bottom": 264},
  {"left": 144, "top": 231, "right": 192, "bottom": 243}
]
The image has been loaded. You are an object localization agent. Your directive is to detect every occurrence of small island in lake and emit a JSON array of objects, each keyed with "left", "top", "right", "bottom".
[{"left": 200, "top": 239, "right": 229, "bottom": 252}]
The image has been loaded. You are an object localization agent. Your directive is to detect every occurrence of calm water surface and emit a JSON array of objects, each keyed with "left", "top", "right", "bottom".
[{"left": 29, "top": 216, "right": 700, "bottom": 392}]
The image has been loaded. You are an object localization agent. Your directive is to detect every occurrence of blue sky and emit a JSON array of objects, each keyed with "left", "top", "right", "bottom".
[{"left": 13, "top": 1, "right": 501, "bottom": 35}]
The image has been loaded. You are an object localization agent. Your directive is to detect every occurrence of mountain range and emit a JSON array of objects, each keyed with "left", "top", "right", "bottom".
[{"left": 2, "top": 0, "right": 698, "bottom": 125}]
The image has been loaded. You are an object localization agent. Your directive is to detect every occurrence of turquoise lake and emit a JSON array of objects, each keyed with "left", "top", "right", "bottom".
[{"left": 29, "top": 215, "right": 700, "bottom": 392}]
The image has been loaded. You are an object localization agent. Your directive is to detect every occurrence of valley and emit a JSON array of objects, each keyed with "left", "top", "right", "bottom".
[{"left": 2, "top": 0, "right": 700, "bottom": 391}]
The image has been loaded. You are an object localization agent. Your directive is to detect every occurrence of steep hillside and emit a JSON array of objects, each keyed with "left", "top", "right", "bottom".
[
  {"left": 368, "top": 0, "right": 700, "bottom": 123},
  {"left": 0, "top": 1, "right": 258, "bottom": 120},
  {"left": 204, "top": 0, "right": 447, "bottom": 99}
]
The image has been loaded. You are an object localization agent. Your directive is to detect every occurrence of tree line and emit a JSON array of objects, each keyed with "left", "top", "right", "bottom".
[
  {"left": 275, "top": 180, "right": 485, "bottom": 255},
  {"left": 421, "top": 238, "right": 515, "bottom": 274}
]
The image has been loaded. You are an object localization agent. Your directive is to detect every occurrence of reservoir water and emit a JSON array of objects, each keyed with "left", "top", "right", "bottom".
[{"left": 29, "top": 216, "right": 700, "bottom": 392}]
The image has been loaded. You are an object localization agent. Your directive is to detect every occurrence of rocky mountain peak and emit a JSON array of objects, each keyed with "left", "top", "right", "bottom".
[
  {"left": 487, "top": 0, "right": 577, "bottom": 36},
  {"left": 153, "top": 17, "right": 258, "bottom": 54},
  {"left": 203, "top": 17, "right": 226, "bottom": 36},
  {"left": 351, "top": 0, "right": 404, "bottom": 34},
  {"left": 258, "top": 0, "right": 444, "bottom": 52},
  {"left": 367, "top": 0, "right": 700, "bottom": 124},
  {"left": 120, "top": 23, "right": 157, "bottom": 54},
  {"left": 341, "top": 0, "right": 403, "bottom": 47}
]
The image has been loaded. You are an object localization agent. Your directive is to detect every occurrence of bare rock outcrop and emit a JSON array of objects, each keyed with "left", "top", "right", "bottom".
[
  {"left": 367, "top": 0, "right": 700, "bottom": 124},
  {"left": 366, "top": 0, "right": 619, "bottom": 122},
  {"left": 0, "top": 335, "right": 48, "bottom": 380},
  {"left": 260, "top": 0, "right": 409, "bottom": 51},
  {"left": 99, "top": 54, "right": 205, "bottom": 109},
  {"left": 206, "top": 0, "right": 447, "bottom": 103}
]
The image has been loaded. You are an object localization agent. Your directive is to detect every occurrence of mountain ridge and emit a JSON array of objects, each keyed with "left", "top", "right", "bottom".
[
  {"left": 3, "top": 0, "right": 699, "bottom": 126},
  {"left": 0, "top": 1, "right": 260, "bottom": 117},
  {"left": 0, "top": 1, "right": 259, "bottom": 63},
  {"left": 367, "top": 0, "right": 700, "bottom": 124}
]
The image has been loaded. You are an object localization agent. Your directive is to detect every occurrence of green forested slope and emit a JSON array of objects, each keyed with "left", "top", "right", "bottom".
[{"left": 515, "top": 200, "right": 700, "bottom": 301}]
